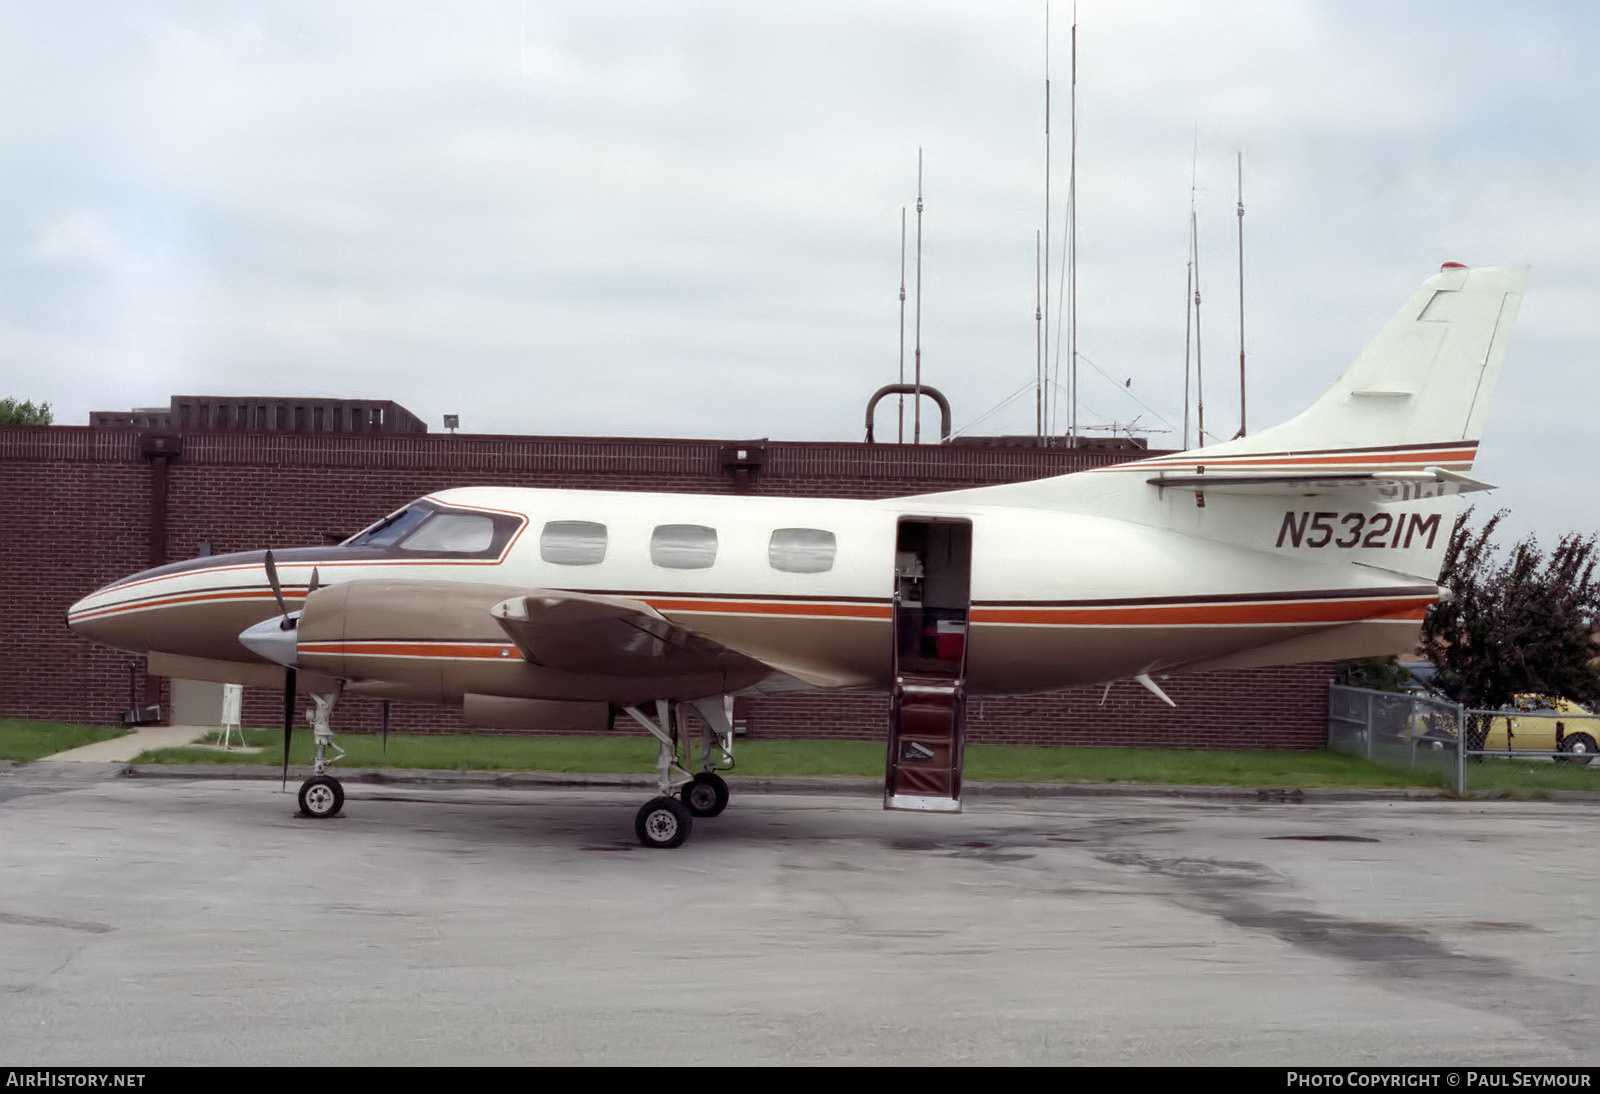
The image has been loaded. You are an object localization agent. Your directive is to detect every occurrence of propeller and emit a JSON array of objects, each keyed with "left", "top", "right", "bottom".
[
  {"left": 264, "top": 550, "right": 294, "bottom": 630},
  {"left": 263, "top": 550, "right": 311, "bottom": 789},
  {"left": 257, "top": 555, "right": 330, "bottom": 791},
  {"left": 381, "top": 699, "right": 389, "bottom": 764},
  {"left": 281, "top": 665, "right": 296, "bottom": 791}
]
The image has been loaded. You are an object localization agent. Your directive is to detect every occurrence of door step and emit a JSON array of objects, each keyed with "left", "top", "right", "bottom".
[{"left": 885, "top": 676, "right": 965, "bottom": 812}]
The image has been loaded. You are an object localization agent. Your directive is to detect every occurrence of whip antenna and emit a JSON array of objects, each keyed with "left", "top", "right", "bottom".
[{"left": 1235, "top": 150, "right": 1247, "bottom": 439}]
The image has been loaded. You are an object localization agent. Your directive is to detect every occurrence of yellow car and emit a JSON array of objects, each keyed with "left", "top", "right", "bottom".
[
  {"left": 1407, "top": 694, "right": 1598, "bottom": 763},
  {"left": 1475, "top": 696, "right": 1597, "bottom": 763}
]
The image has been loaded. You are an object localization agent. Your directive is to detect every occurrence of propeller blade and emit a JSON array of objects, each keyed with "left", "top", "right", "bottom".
[
  {"left": 281, "top": 666, "right": 296, "bottom": 791},
  {"left": 381, "top": 700, "right": 389, "bottom": 765},
  {"left": 307, "top": 566, "right": 321, "bottom": 596},
  {"left": 264, "top": 550, "right": 290, "bottom": 627}
]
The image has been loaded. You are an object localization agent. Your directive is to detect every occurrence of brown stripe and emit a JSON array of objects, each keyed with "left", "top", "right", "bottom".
[{"left": 970, "top": 595, "right": 1433, "bottom": 627}]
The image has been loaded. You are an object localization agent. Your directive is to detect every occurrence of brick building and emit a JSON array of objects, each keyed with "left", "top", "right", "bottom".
[
  {"left": 0, "top": 421, "right": 1332, "bottom": 749},
  {"left": 90, "top": 395, "right": 427, "bottom": 435}
]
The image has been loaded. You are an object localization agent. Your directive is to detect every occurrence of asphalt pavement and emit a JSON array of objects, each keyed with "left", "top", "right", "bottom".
[{"left": 2, "top": 761, "right": 1597, "bottom": 1065}]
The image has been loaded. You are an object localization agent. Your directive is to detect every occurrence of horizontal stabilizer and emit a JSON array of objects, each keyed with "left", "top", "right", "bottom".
[{"left": 1145, "top": 466, "right": 1494, "bottom": 501}]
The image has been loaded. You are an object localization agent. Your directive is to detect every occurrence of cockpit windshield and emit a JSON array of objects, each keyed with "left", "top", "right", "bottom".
[{"left": 342, "top": 502, "right": 521, "bottom": 559}]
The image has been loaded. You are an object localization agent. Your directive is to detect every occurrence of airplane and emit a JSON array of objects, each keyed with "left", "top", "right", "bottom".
[{"left": 66, "top": 263, "right": 1526, "bottom": 847}]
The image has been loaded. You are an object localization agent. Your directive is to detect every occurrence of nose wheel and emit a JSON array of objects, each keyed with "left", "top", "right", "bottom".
[{"left": 298, "top": 774, "right": 344, "bottom": 819}]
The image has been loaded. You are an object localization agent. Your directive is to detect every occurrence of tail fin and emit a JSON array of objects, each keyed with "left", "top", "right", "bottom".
[
  {"left": 1191, "top": 262, "right": 1525, "bottom": 467},
  {"left": 928, "top": 264, "right": 1526, "bottom": 581}
]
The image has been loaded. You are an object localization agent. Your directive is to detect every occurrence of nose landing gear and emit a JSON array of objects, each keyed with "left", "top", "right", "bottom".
[{"left": 296, "top": 690, "right": 346, "bottom": 820}]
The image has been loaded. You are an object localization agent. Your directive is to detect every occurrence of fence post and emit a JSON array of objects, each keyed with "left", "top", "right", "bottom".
[
  {"left": 1365, "top": 692, "right": 1374, "bottom": 761},
  {"left": 1456, "top": 703, "right": 1466, "bottom": 796}
]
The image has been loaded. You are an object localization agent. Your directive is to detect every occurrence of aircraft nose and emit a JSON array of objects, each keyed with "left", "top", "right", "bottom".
[
  {"left": 240, "top": 615, "right": 300, "bottom": 668},
  {"left": 65, "top": 585, "right": 142, "bottom": 651}
]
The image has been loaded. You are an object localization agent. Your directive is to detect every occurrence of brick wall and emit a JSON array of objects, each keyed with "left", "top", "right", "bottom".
[{"left": 0, "top": 425, "right": 1332, "bottom": 750}]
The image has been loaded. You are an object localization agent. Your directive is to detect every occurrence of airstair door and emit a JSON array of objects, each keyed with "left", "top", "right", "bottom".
[{"left": 885, "top": 518, "right": 972, "bottom": 812}]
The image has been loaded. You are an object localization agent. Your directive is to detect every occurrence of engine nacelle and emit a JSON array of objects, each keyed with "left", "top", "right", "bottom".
[{"left": 293, "top": 580, "right": 528, "bottom": 704}]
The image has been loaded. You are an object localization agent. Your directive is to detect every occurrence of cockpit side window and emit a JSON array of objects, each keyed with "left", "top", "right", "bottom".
[
  {"left": 344, "top": 503, "right": 521, "bottom": 560},
  {"left": 400, "top": 512, "right": 496, "bottom": 554}
]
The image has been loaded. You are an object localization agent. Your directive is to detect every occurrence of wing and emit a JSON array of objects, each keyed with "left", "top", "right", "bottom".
[{"left": 490, "top": 590, "right": 769, "bottom": 680}]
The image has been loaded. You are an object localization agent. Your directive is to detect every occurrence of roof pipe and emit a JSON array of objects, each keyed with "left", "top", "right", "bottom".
[{"left": 865, "top": 384, "right": 951, "bottom": 444}]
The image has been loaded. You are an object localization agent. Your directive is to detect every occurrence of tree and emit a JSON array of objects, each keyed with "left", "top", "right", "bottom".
[
  {"left": 0, "top": 397, "right": 52, "bottom": 425},
  {"left": 1421, "top": 510, "right": 1600, "bottom": 743},
  {"left": 1335, "top": 656, "right": 1416, "bottom": 693}
]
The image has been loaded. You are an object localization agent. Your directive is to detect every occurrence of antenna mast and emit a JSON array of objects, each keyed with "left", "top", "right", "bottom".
[
  {"left": 1041, "top": 3, "right": 1051, "bottom": 443},
  {"left": 1183, "top": 135, "right": 1197, "bottom": 450},
  {"left": 1183, "top": 234, "right": 1194, "bottom": 451},
  {"left": 1193, "top": 203, "right": 1205, "bottom": 447},
  {"left": 1035, "top": 230, "right": 1043, "bottom": 438},
  {"left": 1235, "top": 150, "right": 1247, "bottom": 438},
  {"left": 898, "top": 206, "right": 907, "bottom": 443},
  {"left": 914, "top": 148, "right": 924, "bottom": 444},
  {"left": 1067, "top": 9, "right": 1078, "bottom": 445}
]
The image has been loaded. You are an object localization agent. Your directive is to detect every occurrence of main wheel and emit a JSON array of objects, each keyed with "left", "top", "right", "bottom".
[
  {"left": 298, "top": 775, "right": 344, "bottom": 818},
  {"left": 1557, "top": 733, "right": 1597, "bottom": 765},
  {"left": 635, "top": 796, "right": 692, "bottom": 848},
  {"left": 680, "top": 772, "right": 730, "bottom": 818}
]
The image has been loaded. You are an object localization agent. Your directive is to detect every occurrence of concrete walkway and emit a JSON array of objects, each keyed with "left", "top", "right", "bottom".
[{"left": 40, "top": 724, "right": 221, "bottom": 762}]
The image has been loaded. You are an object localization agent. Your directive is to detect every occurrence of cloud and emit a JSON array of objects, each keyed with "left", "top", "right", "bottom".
[{"left": 0, "top": 1, "right": 1594, "bottom": 539}]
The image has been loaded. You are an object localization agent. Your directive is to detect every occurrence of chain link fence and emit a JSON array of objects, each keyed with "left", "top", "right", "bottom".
[
  {"left": 1329, "top": 684, "right": 1600, "bottom": 794},
  {"left": 1328, "top": 684, "right": 1463, "bottom": 790}
]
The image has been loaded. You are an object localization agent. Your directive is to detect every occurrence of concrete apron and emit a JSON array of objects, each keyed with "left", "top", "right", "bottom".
[{"left": 41, "top": 724, "right": 216, "bottom": 763}]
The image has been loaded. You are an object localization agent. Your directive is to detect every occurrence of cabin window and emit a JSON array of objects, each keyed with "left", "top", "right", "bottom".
[
  {"left": 541, "top": 521, "right": 608, "bottom": 565},
  {"left": 651, "top": 524, "right": 718, "bottom": 569},
  {"left": 769, "top": 528, "right": 836, "bottom": 573}
]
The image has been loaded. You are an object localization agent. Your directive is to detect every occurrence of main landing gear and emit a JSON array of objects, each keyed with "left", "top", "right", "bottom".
[
  {"left": 622, "top": 698, "right": 736, "bottom": 849},
  {"left": 296, "top": 691, "right": 346, "bottom": 819}
]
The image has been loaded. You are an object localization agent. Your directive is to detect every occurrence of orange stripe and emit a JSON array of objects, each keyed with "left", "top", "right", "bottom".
[
  {"left": 970, "top": 595, "right": 1434, "bottom": 627},
  {"left": 76, "top": 588, "right": 1431, "bottom": 631},
  {"left": 302, "top": 641, "right": 516, "bottom": 659},
  {"left": 646, "top": 598, "right": 892, "bottom": 620},
  {"left": 100, "top": 551, "right": 515, "bottom": 597},
  {"left": 70, "top": 588, "right": 280, "bottom": 621}
]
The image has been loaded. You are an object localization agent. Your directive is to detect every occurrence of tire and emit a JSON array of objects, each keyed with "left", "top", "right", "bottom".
[
  {"left": 680, "top": 772, "right": 730, "bottom": 818},
  {"left": 1557, "top": 733, "right": 1597, "bottom": 765},
  {"left": 298, "top": 775, "right": 344, "bottom": 818},
  {"left": 635, "top": 796, "right": 692, "bottom": 848}
]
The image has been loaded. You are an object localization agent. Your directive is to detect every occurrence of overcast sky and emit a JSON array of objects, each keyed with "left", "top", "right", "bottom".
[{"left": 3, "top": 1, "right": 1595, "bottom": 543}]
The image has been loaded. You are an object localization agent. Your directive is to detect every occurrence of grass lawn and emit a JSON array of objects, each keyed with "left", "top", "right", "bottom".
[
  {"left": 1456, "top": 757, "right": 1600, "bottom": 795},
  {"left": 9, "top": 717, "right": 1595, "bottom": 796},
  {"left": 0, "top": 719, "right": 130, "bottom": 762},
  {"left": 131, "top": 726, "right": 1444, "bottom": 790}
]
